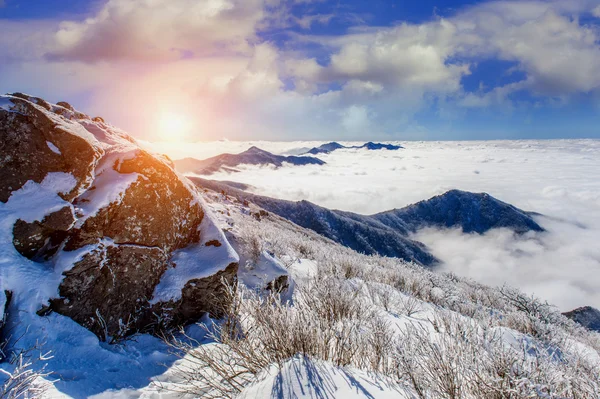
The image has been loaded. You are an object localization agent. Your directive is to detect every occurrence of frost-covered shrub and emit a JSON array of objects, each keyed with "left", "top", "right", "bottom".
[
  {"left": 163, "top": 194, "right": 600, "bottom": 398},
  {"left": 0, "top": 349, "right": 52, "bottom": 399}
]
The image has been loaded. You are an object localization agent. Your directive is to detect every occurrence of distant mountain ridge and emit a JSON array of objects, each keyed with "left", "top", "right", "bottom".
[
  {"left": 304, "top": 141, "right": 403, "bottom": 155},
  {"left": 563, "top": 306, "right": 600, "bottom": 332},
  {"left": 175, "top": 146, "right": 325, "bottom": 175},
  {"left": 190, "top": 178, "right": 545, "bottom": 266}
]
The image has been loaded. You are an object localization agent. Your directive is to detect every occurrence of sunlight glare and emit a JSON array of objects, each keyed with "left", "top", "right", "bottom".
[{"left": 158, "top": 112, "right": 191, "bottom": 141}]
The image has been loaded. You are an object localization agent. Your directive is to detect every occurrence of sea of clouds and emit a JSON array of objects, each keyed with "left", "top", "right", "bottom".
[{"left": 144, "top": 139, "right": 600, "bottom": 311}]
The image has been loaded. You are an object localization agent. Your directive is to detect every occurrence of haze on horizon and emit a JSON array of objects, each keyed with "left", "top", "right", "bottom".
[{"left": 1, "top": 0, "right": 600, "bottom": 142}]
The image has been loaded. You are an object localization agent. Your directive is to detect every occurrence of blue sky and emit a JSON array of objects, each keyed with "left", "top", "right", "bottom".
[{"left": 1, "top": 0, "right": 599, "bottom": 141}]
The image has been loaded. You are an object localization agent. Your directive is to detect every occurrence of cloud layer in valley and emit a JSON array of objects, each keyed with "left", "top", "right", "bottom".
[
  {"left": 145, "top": 139, "right": 600, "bottom": 311},
  {"left": 1, "top": 0, "right": 600, "bottom": 140}
]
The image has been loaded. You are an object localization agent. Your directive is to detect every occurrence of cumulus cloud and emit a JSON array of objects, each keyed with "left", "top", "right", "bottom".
[
  {"left": 47, "top": 0, "right": 267, "bottom": 62},
  {"left": 283, "top": 0, "right": 600, "bottom": 114},
  {"left": 290, "top": 18, "right": 471, "bottom": 94},
  {"left": 1, "top": 0, "right": 599, "bottom": 139},
  {"left": 453, "top": 3, "right": 600, "bottom": 95}
]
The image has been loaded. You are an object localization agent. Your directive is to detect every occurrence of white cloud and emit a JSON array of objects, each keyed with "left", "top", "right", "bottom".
[
  {"left": 340, "top": 105, "right": 371, "bottom": 132},
  {"left": 47, "top": 0, "right": 267, "bottom": 62},
  {"left": 594, "top": 6, "right": 600, "bottom": 18},
  {"left": 294, "top": 14, "right": 333, "bottom": 29},
  {"left": 1, "top": 0, "right": 599, "bottom": 140},
  {"left": 294, "top": 18, "right": 471, "bottom": 93},
  {"left": 289, "top": 0, "right": 600, "bottom": 104},
  {"left": 454, "top": 4, "right": 600, "bottom": 95},
  {"left": 147, "top": 139, "right": 600, "bottom": 311}
]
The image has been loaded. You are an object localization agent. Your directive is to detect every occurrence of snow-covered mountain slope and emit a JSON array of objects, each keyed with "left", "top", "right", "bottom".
[
  {"left": 2, "top": 163, "right": 599, "bottom": 398},
  {"left": 175, "top": 146, "right": 325, "bottom": 175},
  {"left": 0, "top": 93, "right": 238, "bottom": 345},
  {"left": 2, "top": 96, "right": 598, "bottom": 399},
  {"left": 149, "top": 186, "right": 600, "bottom": 399},
  {"left": 303, "top": 141, "right": 402, "bottom": 155},
  {"left": 190, "top": 178, "right": 543, "bottom": 266},
  {"left": 373, "top": 189, "right": 544, "bottom": 234}
]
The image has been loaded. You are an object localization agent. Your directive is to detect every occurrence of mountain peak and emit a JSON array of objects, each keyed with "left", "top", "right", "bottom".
[
  {"left": 175, "top": 146, "right": 325, "bottom": 175},
  {"left": 245, "top": 146, "right": 268, "bottom": 154},
  {"left": 377, "top": 190, "right": 544, "bottom": 234}
]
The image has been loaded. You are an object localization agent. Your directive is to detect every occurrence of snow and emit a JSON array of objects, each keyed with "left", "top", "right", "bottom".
[
  {"left": 0, "top": 173, "right": 77, "bottom": 312},
  {"left": 3, "top": 115, "right": 600, "bottom": 399},
  {"left": 0, "top": 173, "right": 183, "bottom": 399},
  {"left": 0, "top": 291, "right": 5, "bottom": 320},
  {"left": 238, "top": 357, "right": 411, "bottom": 399},
  {"left": 148, "top": 139, "right": 600, "bottom": 311},
  {"left": 238, "top": 250, "right": 294, "bottom": 299},
  {"left": 286, "top": 257, "right": 318, "bottom": 281},
  {"left": 0, "top": 96, "right": 15, "bottom": 112},
  {"left": 73, "top": 151, "right": 141, "bottom": 228},
  {"left": 150, "top": 198, "right": 239, "bottom": 304},
  {"left": 46, "top": 141, "right": 62, "bottom": 155}
]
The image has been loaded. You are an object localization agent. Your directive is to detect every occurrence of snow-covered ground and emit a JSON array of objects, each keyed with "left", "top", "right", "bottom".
[
  {"left": 4, "top": 138, "right": 600, "bottom": 398},
  {"left": 4, "top": 178, "right": 600, "bottom": 398},
  {"left": 143, "top": 139, "right": 600, "bottom": 311}
]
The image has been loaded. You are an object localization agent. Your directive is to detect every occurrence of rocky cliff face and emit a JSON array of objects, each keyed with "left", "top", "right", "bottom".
[{"left": 0, "top": 94, "right": 238, "bottom": 341}]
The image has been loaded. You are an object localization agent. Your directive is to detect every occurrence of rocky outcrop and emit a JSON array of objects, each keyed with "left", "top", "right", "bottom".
[
  {"left": 13, "top": 206, "right": 75, "bottom": 260},
  {"left": 0, "top": 93, "right": 101, "bottom": 203},
  {"left": 0, "top": 94, "right": 238, "bottom": 341},
  {"left": 65, "top": 150, "right": 205, "bottom": 252}
]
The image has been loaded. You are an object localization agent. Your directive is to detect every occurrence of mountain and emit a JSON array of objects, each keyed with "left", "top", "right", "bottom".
[
  {"left": 190, "top": 178, "right": 544, "bottom": 266},
  {"left": 305, "top": 142, "right": 346, "bottom": 155},
  {"left": 2, "top": 95, "right": 597, "bottom": 399},
  {"left": 563, "top": 306, "right": 600, "bottom": 332},
  {"left": 303, "top": 141, "right": 403, "bottom": 155},
  {"left": 175, "top": 146, "right": 325, "bottom": 175},
  {"left": 0, "top": 93, "right": 238, "bottom": 341},
  {"left": 360, "top": 141, "right": 403, "bottom": 150},
  {"left": 373, "top": 189, "right": 544, "bottom": 234}
]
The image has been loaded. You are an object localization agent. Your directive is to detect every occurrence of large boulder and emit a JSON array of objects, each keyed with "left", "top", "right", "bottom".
[{"left": 0, "top": 94, "right": 238, "bottom": 341}]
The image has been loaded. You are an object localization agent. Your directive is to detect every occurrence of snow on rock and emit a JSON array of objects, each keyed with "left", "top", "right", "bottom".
[
  {"left": 238, "top": 250, "right": 293, "bottom": 298},
  {"left": 151, "top": 208, "right": 239, "bottom": 304},
  {"left": 238, "top": 357, "right": 412, "bottom": 399},
  {"left": 0, "top": 97, "right": 16, "bottom": 112},
  {"left": 46, "top": 141, "right": 62, "bottom": 155},
  {"left": 0, "top": 94, "right": 103, "bottom": 203},
  {"left": 0, "top": 94, "right": 239, "bottom": 343},
  {"left": 71, "top": 151, "right": 140, "bottom": 228}
]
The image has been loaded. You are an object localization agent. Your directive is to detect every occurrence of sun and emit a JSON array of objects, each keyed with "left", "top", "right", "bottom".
[{"left": 158, "top": 112, "right": 191, "bottom": 141}]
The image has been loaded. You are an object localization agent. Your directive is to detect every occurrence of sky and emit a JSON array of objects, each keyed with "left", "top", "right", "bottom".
[{"left": 1, "top": 0, "right": 600, "bottom": 141}]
